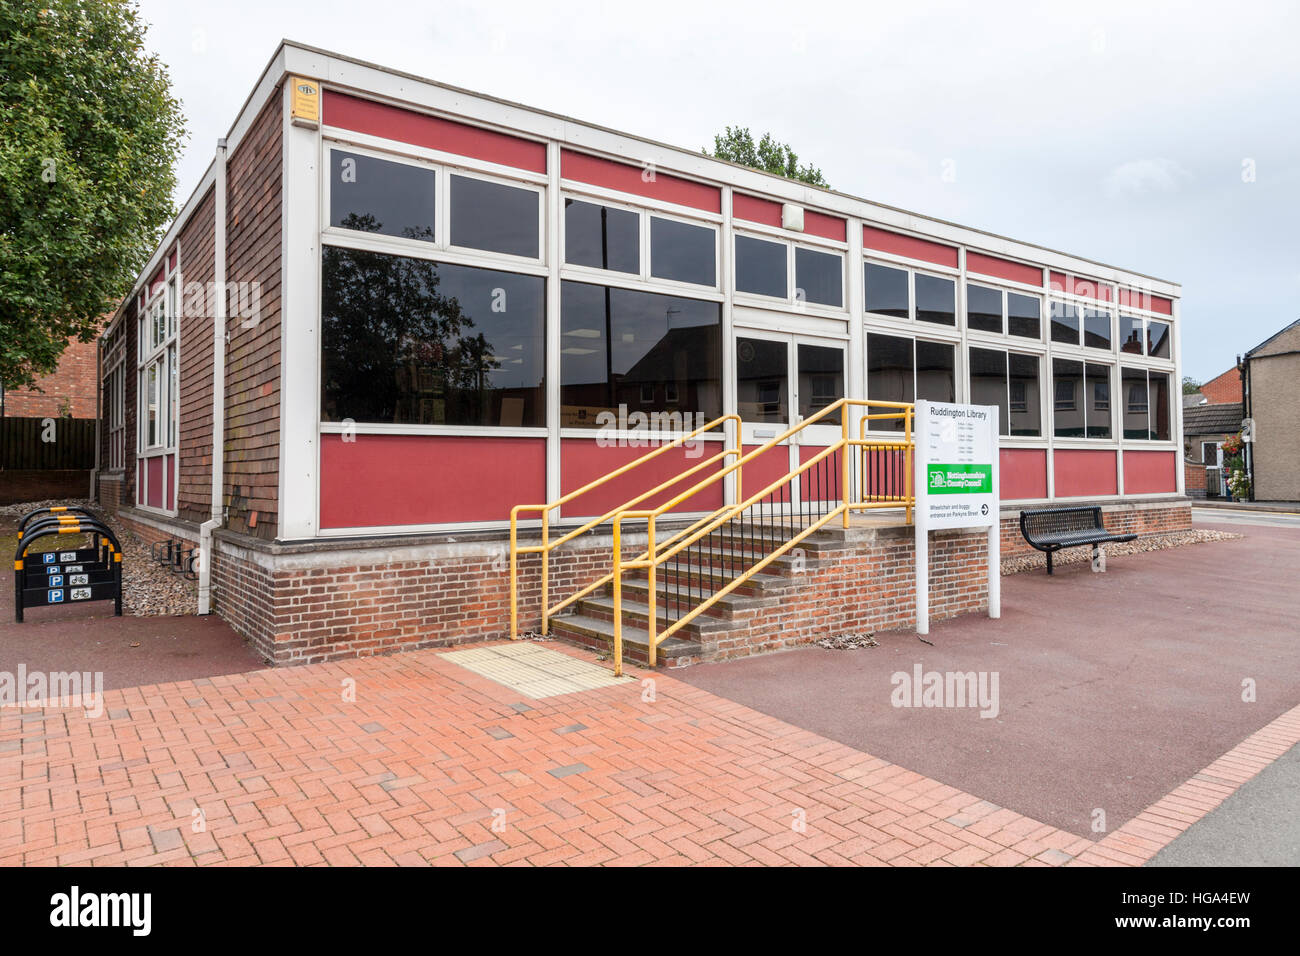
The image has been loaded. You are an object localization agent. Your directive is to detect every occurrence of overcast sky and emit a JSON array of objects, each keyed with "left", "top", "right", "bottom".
[{"left": 135, "top": 0, "right": 1299, "bottom": 383}]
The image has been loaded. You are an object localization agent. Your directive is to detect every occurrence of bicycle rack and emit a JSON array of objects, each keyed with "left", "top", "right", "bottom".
[{"left": 13, "top": 506, "right": 123, "bottom": 622}]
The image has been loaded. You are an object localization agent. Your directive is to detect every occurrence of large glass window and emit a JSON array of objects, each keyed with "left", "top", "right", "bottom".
[
  {"left": 969, "top": 347, "right": 1008, "bottom": 435},
  {"left": 1148, "top": 320, "right": 1171, "bottom": 358},
  {"left": 795, "top": 247, "right": 842, "bottom": 308},
  {"left": 560, "top": 280, "right": 721, "bottom": 428},
  {"left": 1050, "top": 301, "right": 1080, "bottom": 345},
  {"left": 1084, "top": 308, "right": 1112, "bottom": 350},
  {"left": 864, "top": 263, "right": 909, "bottom": 318},
  {"left": 1052, "top": 359, "right": 1111, "bottom": 438},
  {"left": 1008, "top": 292, "right": 1041, "bottom": 339},
  {"left": 649, "top": 216, "right": 716, "bottom": 286},
  {"left": 137, "top": 280, "right": 177, "bottom": 464},
  {"left": 867, "top": 333, "right": 954, "bottom": 431},
  {"left": 735, "top": 235, "right": 787, "bottom": 298},
  {"left": 564, "top": 199, "right": 639, "bottom": 273},
  {"left": 915, "top": 273, "right": 956, "bottom": 325},
  {"left": 449, "top": 174, "right": 539, "bottom": 258},
  {"left": 797, "top": 344, "right": 845, "bottom": 421},
  {"left": 1119, "top": 314, "right": 1144, "bottom": 354},
  {"left": 966, "top": 284, "right": 1002, "bottom": 334},
  {"left": 329, "top": 150, "right": 437, "bottom": 242},
  {"left": 969, "top": 347, "right": 1041, "bottom": 436},
  {"left": 1122, "top": 367, "right": 1171, "bottom": 440},
  {"left": 736, "top": 338, "right": 788, "bottom": 423},
  {"left": 320, "top": 247, "right": 545, "bottom": 427}
]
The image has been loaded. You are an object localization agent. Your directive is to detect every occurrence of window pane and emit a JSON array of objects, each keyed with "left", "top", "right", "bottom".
[
  {"left": 649, "top": 216, "right": 716, "bottom": 286},
  {"left": 916, "top": 340, "right": 956, "bottom": 403},
  {"left": 795, "top": 247, "right": 843, "bottom": 308},
  {"left": 450, "top": 174, "right": 539, "bottom": 258},
  {"left": 966, "top": 284, "right": 1002, "bottom": 334},
  {"left": 168, "top": 345, "right": 177, "bottom": 447},
  {"left": 1052, "top": 358, "right": 1083, "bottom": 437},
  {"left": 1086, "top": 363, "right": 1112, "bottom": 438},
  {"left": 147, "top": 363, "right": 159, "bottom": 447},
  {"left": 735, "top": 235, "right": 787, "bottom": 298},
  {"left": 1008, "top": 352, "right": 1041, "bottom": 436},
  {"left": 1119, "top": 314, "right": 1144, "bottom": 354},
  {"left": 1122, "top": 367, "right": 1149, "bottom": 439},
  {"left": 1148, "top": 371, "right": 1170, "bottom": 441},
  {"left": 867, "top": 333, "right": 914, "bottom": 432},
  {"left": 915, "top": 274, "right": 955, "bottom": 325},
  {"left": 1148, "top": 320, "right": 1171, "bottom": 358},
  {"left": 797, "top": 344, "right": 845, "bottom": 423},
  {"left": 736, "top": 338, "right": 788, "bottom": 424},
  {"left": 1084, "top": 309, "right": 1112, "bottom": 350},
  {"left": 560, "top": 281, "right": 721, "bottom": 428},
  {"left": 330, "top": 150, "right": 437, "bottom": 243},
  {"left": 321, "top": 247, "right": 546, "bottom": 427},
  {"left": 969, "top": 347, "right": 1009, "bottom": 435},
  {"left": 864, "top": 263, "right": 909, "bottom": 318},
  {"left": 1050, "top": 301, "right": 1080, "bottom": 345},
  {"left": 1008, "top": 292, "right": 1041, "bottom": 339},
  {"left": 564, "top": 199, "right": 639, "bottom": 274}
]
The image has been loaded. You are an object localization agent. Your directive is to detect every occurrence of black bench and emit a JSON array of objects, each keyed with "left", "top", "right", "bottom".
[{"left": 1019, "top": 506, "right": 1137, "bottom": 575}]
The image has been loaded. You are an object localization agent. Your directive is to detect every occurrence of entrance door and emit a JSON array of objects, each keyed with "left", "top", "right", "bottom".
[{"left": 734, "top": 332, "right": 846, "bottom": 506}]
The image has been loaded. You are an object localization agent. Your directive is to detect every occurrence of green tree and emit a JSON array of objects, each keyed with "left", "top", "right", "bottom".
[
  {"left": 0, "top": 0, "right": 186, "bottom": 391},
  {"left": 704, "top": 126, "right": 829, "bottom": 188},
  {"left": 1182, "top": 376, "right": 1201, "bottom": 395}
]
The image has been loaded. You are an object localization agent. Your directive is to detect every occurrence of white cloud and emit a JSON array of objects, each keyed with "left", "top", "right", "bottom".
[{"left": 1103, "top": 158, "right": 1194, "bottom": 198}]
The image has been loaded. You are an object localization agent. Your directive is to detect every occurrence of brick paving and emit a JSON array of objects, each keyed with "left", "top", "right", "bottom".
[{"left": 2, "top": 639, "right": 1297, "bottom": 867}]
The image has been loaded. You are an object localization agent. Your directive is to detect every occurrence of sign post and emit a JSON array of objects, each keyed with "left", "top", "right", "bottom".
[{"left": 913, "top": 400, "right": 1000, "bottom": 635}]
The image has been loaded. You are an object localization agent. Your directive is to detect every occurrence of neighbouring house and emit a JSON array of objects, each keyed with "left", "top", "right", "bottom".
[
  {"left": 1182, "top": 400, "right": 1244, "bottom": 499},
  {"left": 1197, "top": 366, "right": 1243, "bottom": 406},
  {"left": 91, "top": 40, "right": 1190, "bottom": 667},
  {"left": 1241, "top": 318, "right": 1300, "bottom": 502}
]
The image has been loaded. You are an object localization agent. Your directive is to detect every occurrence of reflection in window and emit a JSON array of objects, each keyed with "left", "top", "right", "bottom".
[
  {"left": 735, "top": 235, "right": 787, "bottom": 298},
  {"left": 1148, "top": 320, "right": 1171, "bottom": 358},
  {"left": 1087, "top": 364, "right": 1112, "bottom": 438},
  {"left": 736, "top": 337, "right": 788, "bottom": 423},
  {"left": 1084, "top": 309, "right": 1112, "bottom": 350},
  {"left": 915, "top": 273, "right": 956, "bottom": 325},
  {"left": 1008, "top": 292, "right": 1041, "bottom": 339},
  {"left": 969, "top": 347, "right": 1009, "bottom": 435},
  {"left": 1119, "top": 314, "right": 1144, "bottom": 354},
  {"left": 1122, "top": 367, "right": 1170, "bottom": 440},
  {"left": 330, "top": 150, "right": 437, "bottom": 243},
  {"left": 564, "top": 199, "right": 639, "bottom": 273},
  {"left": 649, "top": 216, "right": 716, "bottom": 286},
  {"left": 1050, "top": 301, "right": 1080, "bottom": 345},
  {"left": 560, "top": 280, "right": 721, "bottom": 429},
  {"left": 449, "top": 175, "right": 539, "bottom": 258},
  {"left": 320, "top": 247, "right": 545, "bottom": 427},
  {"left": 1054, "top": 359, "right": 1111, "bottom": 438},
  {"left": 1008, "top": 353, "right": 1040, "bottom": 436},
  {"left": 864, "top": 263, "right": 909, "bottom": 318},
  {"left": 797, "top": 344, "right": 845, "bottom": 424},
  {"left": 795, "top": 247, "right": 842, "bottom": 308},
  {"left": 966, "top": 284, "right": 1002, "bottom": 334},
  {"left": 867, "top": 333, "right": 953, "bottom": 432}
]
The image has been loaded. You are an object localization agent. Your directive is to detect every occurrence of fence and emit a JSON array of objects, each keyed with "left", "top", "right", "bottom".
[{"left": 0, "top": 417, "right": 97, "bottom": 470}]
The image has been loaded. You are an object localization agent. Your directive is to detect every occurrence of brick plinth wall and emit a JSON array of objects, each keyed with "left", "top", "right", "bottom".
[
  {"left": 999, "top": 497, "right": 1192, "bottom": 558},
  {"left": 1183, "top": 460, "right": 1208, "bottom": 499}
]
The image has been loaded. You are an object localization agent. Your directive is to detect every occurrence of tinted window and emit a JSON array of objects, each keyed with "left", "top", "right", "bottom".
[
  {"left": 1052, "top": 359, "right": 1084, "bottom": 437},
  {"left": 321, "top": 247, "right": 545, "bottom": 427},
  {"left": 969, "top": 347, "right": 1009, "bottom": 435},
  {"left": 867, "top": 333, "right": 913, "bottom": 432},
  {"left": 797, "top": 344, "right": 845, "bottom": 422},
  {"left": 565, "top": 199, "right": 639, "bottom": 273},
  {"left": 915, "top": 274, "right": 956, "bottom": 325},
  {"left": 330, "top": 150, "right": 436, "bottom": 242},
  {"left": 1148, "top": 371, "right": 1170, "bottom": 440},
  {"left": 1122, "top": 367, "right": 1149, "bottom": 439},
  {"left": 864, "top": 263, "right": 909, "bottom": 318},
  {"left": 1050, "top": 301, "right": 1080, "bottom": 345},
  {"left": 917, "top": 340, "right": 956, "bottom": 404},
  {"left": 795, "top": 247, "right": 843, "bottom": 308},
  {"left": 1119, "top": 314, "right": 1144, "bottom": 354},
  {"left": 1008, "top": 352, "right": 1041, "bottom": 436},
  {"left": 736, "top": 337, "right": 788, "bottom": 424},
  {"left": 1084, "top": 309, "right": 1112, "bottom": 350},
  {"left": 735, "top": 235, "right": 787, "bottom": 298},
  {"left": 650, "top": 217, "right": 716, "bottom": 286},
  {"left": 966, "top": 284, "right": 1002, "bottom": 334},
  {"left": 1008, "top": 293, "right": 1041, "bottom": 339},
  {"left": 1148, "top": 320, "right": 1171, "bottom": 358},
  {"left": 560, "top": 281, "right": 721, "bottom": 428},
  {"left": 450, "top": 175, "right": 539, "bottom": 258},
  {"left": 1086, "top": 363, "right": 1112, "bottom": 438}
]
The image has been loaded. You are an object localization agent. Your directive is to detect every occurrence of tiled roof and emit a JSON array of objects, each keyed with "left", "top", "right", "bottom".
[{"left": 1183, "top": 402, "right": 1244, "bottom": 435}]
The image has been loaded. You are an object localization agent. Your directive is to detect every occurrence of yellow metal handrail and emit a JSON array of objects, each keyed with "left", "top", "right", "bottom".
[
  {"left": 509, "top": 413, "right": 741, "bottom": 639},
  {"left": 605, "top": 399, "right": 914, "bottom": 674}
]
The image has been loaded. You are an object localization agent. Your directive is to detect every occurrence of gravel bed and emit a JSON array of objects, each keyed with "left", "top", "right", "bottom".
[
  {"left": 1001, "top": 528, "right": 1243, "bottom": 575},
  {"left": 816, "top": 632, "right": 879, "bottom": 650}
]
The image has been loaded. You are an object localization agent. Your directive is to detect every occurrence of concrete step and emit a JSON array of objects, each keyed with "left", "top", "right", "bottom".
[{"left": 549, "top": 613, "right": 703, "bottom": 667}]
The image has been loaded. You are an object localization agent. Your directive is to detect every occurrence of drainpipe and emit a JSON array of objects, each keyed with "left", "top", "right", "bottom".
[{"left": 198, "top": 138, "right": 228, "bottom": 615}]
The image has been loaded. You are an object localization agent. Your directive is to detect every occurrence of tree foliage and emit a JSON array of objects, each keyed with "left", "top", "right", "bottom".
[
  {"left": 1181, "top": 376, "right": 1202, "bottom": 395},
  {"left": 704, "top": 126, "right": 829, "bottom": 189},
  {"left": 0, "top": 0, "right": 187, "bottom": 391}
]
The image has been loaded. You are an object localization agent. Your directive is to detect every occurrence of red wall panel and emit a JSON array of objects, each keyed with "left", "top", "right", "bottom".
[
  {"left": 1123, "top": 450, "right": 1177, "bottom": 494},
  {"left": 967, "top": 252, "right": 1042, "bottom": 287},
  {"left": 1049, "top": 271, "right": 1113, "bottom": 302},
  {"left": 322, "top": 91, "right": 547, "bottom": 173},
  {"left": 742, "top": 444, "right": 793, "bottom": 503},
  {"left": 145, "top": 456, "right": 164, "bottom": 509},
  {"left": 863, "top": 226, "right": 958, "bottom": 268},
  {"left": 561, "top": 150, "right": 720, "bottom": 213},
  {"left": 319, "top": 435, "right": 546, "bottom": 528},
  {"left": 733, "top": 193, "right": 781, "bottom": 227},
  {"left": 1117, "top": 288, "right": 1174, "bottom": 316},
  {"left": 1053, "top": 449, "right": 1118, "bottom": 498},
  {"left": 560, "top": 438, "right": 726, "bottom": 517},
  {"left": 1000, "top": 448, "right": 1047, "bottom": 500},
  {"left": 803, "top": 210, "right": 846, "bottom": 243}
]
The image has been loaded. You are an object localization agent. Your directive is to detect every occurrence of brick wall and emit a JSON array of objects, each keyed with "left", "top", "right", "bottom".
[
  {"left": 1199, "top": 367, "right": 1243, "bottom": 405},
  {"left": 222, "top": 86, "right": 283, "bottom": 539},
  {"left": 4, "top": 336, "right": 100, "bottom": 418},
  {"left": 177, "top": 187, "right": 217, "bottom": 524},
  {"left": 999, "top": 498, "right": 1192, "bottom": 557},
  {"left": 1184, "top": 460, "right": 1207, "bottom": 498}
]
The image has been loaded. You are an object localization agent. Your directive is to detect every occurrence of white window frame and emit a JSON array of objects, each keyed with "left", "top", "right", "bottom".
[{"left": 135, "top": 266, "right": 180, "bottom": 516}]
